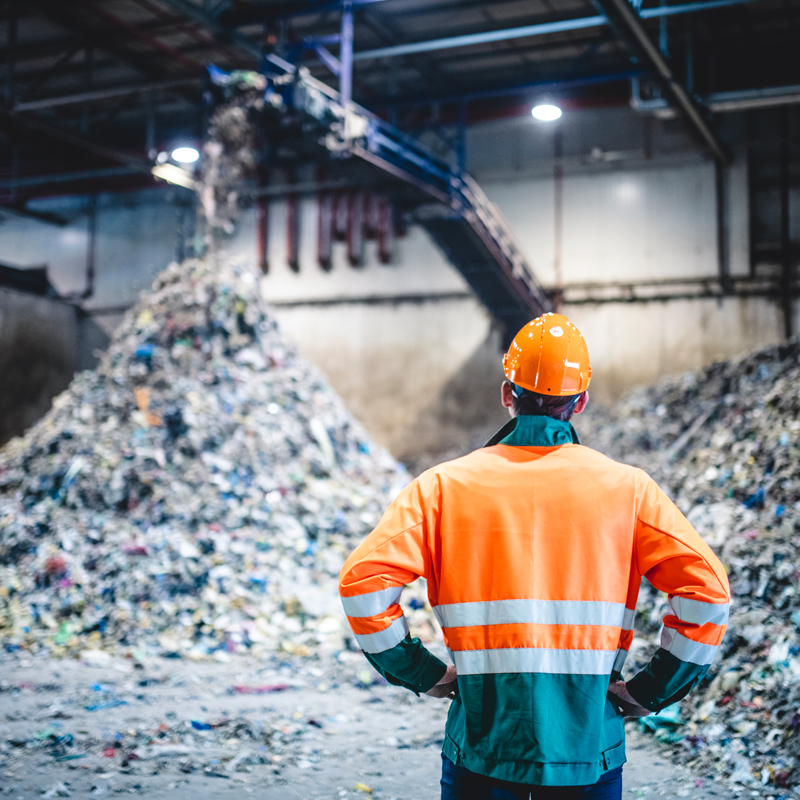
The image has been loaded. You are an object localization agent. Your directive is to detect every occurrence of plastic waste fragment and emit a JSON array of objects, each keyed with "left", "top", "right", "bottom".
[
  {"left": 42, "top": 783, "right": 72, "bottom": 798},
  {"left": 232, "top": 684, "right": 291, "bottom": 694},
  {"left": 85, "top": 699, "right": 128, "bottom": 712}
]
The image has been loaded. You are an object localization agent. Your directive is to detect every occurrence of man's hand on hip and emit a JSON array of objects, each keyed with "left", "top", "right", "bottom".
[
  {"left": 425, "top": 665, "right": 458, "bottom": 699},
  {"left": 608, "top": 680, "right": 652, "bottom": 718}
]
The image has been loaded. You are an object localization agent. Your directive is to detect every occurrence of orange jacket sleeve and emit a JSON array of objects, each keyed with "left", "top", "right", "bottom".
[
  {"left": 626, "top": 473, "right": 731, "bottom": 711},
  {"left": 339, "top": 476, "right": 448, "bottom": 693}
]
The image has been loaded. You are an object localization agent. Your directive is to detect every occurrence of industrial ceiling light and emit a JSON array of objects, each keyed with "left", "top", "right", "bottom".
[
  {"left": 171, "top": 146, "right": 200, "bottom": 163},
  {"left": 531, "top": 104, "right": 562, "bottom": 121}
]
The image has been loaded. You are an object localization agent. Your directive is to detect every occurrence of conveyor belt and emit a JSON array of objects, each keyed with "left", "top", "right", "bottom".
[{"left": 230, "top": 59, "right": 552, "bottom": 335}]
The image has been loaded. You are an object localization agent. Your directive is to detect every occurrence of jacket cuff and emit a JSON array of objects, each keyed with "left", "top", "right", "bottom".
[
  {"left": 626, "top": 648, "right": 708, "bottom": 712},
  {"left": 364, "top": 634, "right": 448, "bottom": 695},
  {"left": 416, "top": 653, "right": 449, "bottom": 693}
]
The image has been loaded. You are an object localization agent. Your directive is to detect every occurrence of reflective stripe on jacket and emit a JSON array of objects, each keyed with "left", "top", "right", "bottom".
[{"left": 339, "top": 415, "right": 730, "bottom": 786}]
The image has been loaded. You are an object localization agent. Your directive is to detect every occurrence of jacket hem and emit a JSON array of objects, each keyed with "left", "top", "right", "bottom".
[{"left": 441, "top": 734, "right": 627, "bottom": 787}]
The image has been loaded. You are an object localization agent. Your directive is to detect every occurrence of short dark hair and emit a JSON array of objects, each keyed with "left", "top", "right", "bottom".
[{"left": 510, "top": 384, "right": 581, "bottom": 421}]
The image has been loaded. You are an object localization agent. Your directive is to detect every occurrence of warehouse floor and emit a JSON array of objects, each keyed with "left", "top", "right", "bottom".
[{"left": 0, "top": 653, "right": 757, "bottom": 800}]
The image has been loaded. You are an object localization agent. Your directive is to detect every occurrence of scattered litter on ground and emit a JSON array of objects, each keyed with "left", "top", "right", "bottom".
[{"left": 579, "top": 340, "right": 800, "bottom": 792}]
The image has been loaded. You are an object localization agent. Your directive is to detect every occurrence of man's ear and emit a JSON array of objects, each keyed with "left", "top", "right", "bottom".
[
  {"left": 574, "top": 391, "right": 589, "bottom": 415},
  {"left": 501, "top": 381, "right": 515, "bottom": 410}
]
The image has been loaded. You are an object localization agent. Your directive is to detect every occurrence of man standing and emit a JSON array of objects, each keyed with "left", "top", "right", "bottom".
[{"left": 339, "top": 313, "right": 730, "bottom": 799}]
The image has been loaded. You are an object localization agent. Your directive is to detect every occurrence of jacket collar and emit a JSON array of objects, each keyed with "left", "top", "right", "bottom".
[{"left": 484, "top": 414, "right": 580, "bottom": 448}]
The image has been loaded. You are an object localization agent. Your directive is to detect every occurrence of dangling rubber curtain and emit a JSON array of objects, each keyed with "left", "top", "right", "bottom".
[
  {"left": 347, "top": 191, "right": 364, "bottom": 267},
  {"left": 317, "top": 165, "right": 333, "bottom": 271},
  {"left": 286, "top": 167, "right": 299, "bottom": 272}
]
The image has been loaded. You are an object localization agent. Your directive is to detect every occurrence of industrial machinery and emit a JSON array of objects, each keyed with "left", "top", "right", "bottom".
[{"left": 213, "top": 50, "right": 552, "bottom": 340}]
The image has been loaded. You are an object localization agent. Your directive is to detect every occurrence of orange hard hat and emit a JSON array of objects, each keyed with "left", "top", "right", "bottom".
[{"left": 503, "top": 313, "right": 591, "bottom": 396}]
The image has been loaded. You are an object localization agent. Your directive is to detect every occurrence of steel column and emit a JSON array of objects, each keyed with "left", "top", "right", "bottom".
[
  {"left": 685, "top": 18, "right": 694, "bottom": 93},
  {"left": 457, "top": 102, "right": 467, "bottom": 171},
  {"left": 5, "top": 5, "right": 15, "bottom": 104},
  {"left": 746, "top": 112, "right": 757, "bottom": 277},
  {"left": 8, "top": 144, "right": 18, "bottom": 203},
  {"left": 83, "top": 194, "right": 97, "bottom": 299},
  {"left": 145, "top": 90, "right": 156, "bottom": 157},
  {"left": 81, "top": 46, "right": 92, "bottom": 136},
  {"left": 715, "top": 161, "right": 731, "bottom": 293},
  {"left": 779, "top": 107, "right": 792, "bottom": 338},
  {"left": 553, "top": 128, "right": 564, "bottom": 309},
  {"left": 340, "top": 0, "right": 353, "bottom": 111}
]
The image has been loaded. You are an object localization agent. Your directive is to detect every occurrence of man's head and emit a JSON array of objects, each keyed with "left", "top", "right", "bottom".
[
  {"left": 501, "top": 313, "right": 591, "bottom": 420},
  {"left": 501, "top": 381, "right": 588, "bottom": 420}
]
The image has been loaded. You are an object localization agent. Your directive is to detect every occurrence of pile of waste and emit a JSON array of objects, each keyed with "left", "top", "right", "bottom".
[
  {"left": 0, "top": 253, "right": 414, "bottom": 661},
  {"left": 579, "top": 341, "right": 800, "bottom": 791}
]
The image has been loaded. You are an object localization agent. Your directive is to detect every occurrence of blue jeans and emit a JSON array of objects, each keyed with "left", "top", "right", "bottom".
[{"left": 441, "top": 755, "right": 623, "bottom": 800}]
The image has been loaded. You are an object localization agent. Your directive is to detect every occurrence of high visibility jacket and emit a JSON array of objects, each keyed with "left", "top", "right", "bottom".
[{"left": 339, "top": 415, "right": 730, "bottom": 786}]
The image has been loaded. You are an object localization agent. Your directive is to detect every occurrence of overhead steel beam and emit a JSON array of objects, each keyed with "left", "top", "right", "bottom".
[
  {"left": 14, "top": 77, "right": 201, "bottom": 111},
  {"left": 594, "top": 0, "right": 728, "bottom": 163},
  {"left": 0, "top": 18, "right": 198, "bottom": 67},
  {"left": 30, "top": 0, "right": 162, "bottom": 80},
  {"left": 633, "top": 81, "right": 800, "bottom": 114},
  {"left": 0, "top": 203, "right": 69, "bottom": 226},
  {"left": 0, "top": 166, "right": 136, "bottom": 190},
  {"left": 157, "top": 0, "right": 262, "bottom": 60},
  {"left": 218, "top": 0, "right": 393, "bottom": 27},
  {"left": 77, "top": 0, "right": 203, "bottom": 72},
  {"left": 17, "top": 45, "right": 83, "bottom": 101},
  {"left": 352, "top": 0, "right": 766, "bottom": 61},
  {"left": 0, "top": 111, "right": 154, "bottom": 175},
  {"left": 0, "top": 112, "right": 197, "bottom": 190},
  {"left": 130, "top": 0, "right": 252, "bottom": 69},
  {"left": 355, "top": 15, "right": 605, "bottom": 60},
  {"left": 376, "top": 70, "right": 641, "bottom": 108}
]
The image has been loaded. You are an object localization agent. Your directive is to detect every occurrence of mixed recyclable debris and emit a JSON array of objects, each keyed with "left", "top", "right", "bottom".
[
  {"left": 580, "top": 341, "right": 800, "bottom": 792},
  {"left": 0, "top": 253, "right": 412, "bottom": 661},
  {"left": 197, "top": 68, "right": 263, "bottom": 239}
]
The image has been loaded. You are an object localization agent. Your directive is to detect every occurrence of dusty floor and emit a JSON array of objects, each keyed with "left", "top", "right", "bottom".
[{"left": 0, "top": 651, "right": 773, "bottom": 799}]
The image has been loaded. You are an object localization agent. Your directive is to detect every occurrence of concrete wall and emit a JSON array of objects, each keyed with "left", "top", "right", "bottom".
[
  {"left": 0, "top": 288, "right": 79, "bottom": 444},
  {"left": 237, "top": 107, "right": 783, "bottom": 464},
  {"left": 568, "top": 297, "right": 782, "bottom": 401},
  {"left": 0, "top": 189, "right": 183, "bottom": 443},
  {"left": 467, "top": 110, "right": 781, "bottom": 402},
  {"left": 0, "top": 189, "right": 180, "bottom": 308},
  {"left": 0, "top": 105, "right": 787, "bottom": 466}
]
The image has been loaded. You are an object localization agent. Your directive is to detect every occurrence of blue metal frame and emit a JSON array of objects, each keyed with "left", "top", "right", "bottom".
[
  {"left": 377, "top": 70, "right": 644, "bottom": 109},
  {"left": 212, "top": 59, "right": 552, "bottom": 328},
  {"left": 352, "top": 0, "right": 770, "bottom": 61}
]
